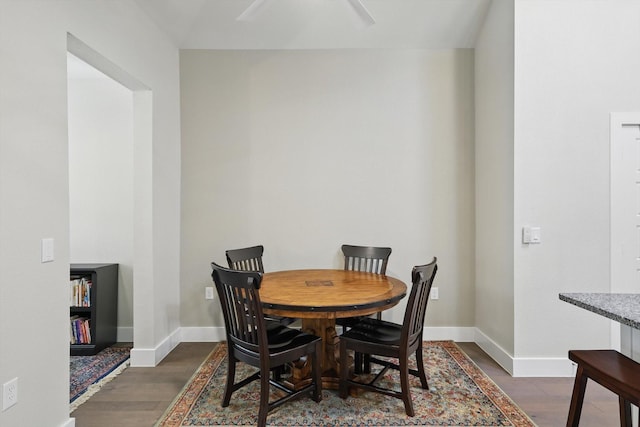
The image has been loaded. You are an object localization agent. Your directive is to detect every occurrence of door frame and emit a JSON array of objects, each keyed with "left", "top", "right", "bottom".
[{"left": 609, "top": 111, "right": 640, "bottom": 349}]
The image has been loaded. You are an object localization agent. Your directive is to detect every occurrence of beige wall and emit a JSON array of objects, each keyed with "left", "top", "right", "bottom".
[
  {"left": 474, "top": 0, "right": 640, "bottom": 374},
  {"left": 514, "top": 0, "right": 640, "bottom": 359},
  {"left": 474, "top": 0, "right": 515, "bottom": 360},
  {"left": 0, "top": 1, "right": 181, "bottom": 425},
  {"left": 179, "top": 49, "right": 476, "bottom": 329}
]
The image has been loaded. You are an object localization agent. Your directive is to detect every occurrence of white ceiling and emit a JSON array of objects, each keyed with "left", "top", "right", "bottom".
[{"left": 133, "top": 0, "right": 492, "bottom": 50}]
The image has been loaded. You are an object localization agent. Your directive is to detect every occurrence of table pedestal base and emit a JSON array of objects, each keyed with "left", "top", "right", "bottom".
[{"left": 281, "top": 318, "right": 345, "bottom": 390}]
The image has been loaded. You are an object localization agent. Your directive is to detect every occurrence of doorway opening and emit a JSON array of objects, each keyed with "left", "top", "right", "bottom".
[
  {"left": 67, "top": 51, "right": 134, "bottom": 343},
  {"left": 67, "top": 33, "right": 153, "bottom": 364}
]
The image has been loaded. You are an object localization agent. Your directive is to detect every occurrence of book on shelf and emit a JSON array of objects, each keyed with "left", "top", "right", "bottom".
[
  {"left": 70, "top": 276, "right": 92, "bottom": 307},
  {"left": 69, "top": 315, "right": 91, "bottom": 344}
]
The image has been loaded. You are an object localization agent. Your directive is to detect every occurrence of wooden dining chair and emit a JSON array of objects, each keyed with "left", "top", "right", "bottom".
[
  {"left": 342, "top": 244, "right": 392, "bottom": 276},
  {"left": 339, "top": 257, "right": 438, "bottom": 417},
  {"left": 211, "top": 263, "right": 323, "bottom": 427},
  {"left": 226, "top": 244, "right": 265, "bottom": 272},
  {"left": 338, "top": 244, "right": 392, "bottom": 372},
  {"left": 339, "top": 244, "right": 392, "bottom": 325},
  {"left": 225, "top": 245, "right": 295, "bottom": 327}
]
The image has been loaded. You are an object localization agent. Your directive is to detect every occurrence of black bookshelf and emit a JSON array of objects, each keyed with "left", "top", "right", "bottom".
[{"left": 70, "top": 263, "right": 118, "bottom": 356}]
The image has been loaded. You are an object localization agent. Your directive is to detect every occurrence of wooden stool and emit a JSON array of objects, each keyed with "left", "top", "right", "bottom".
[{"left": 567, "top": 350, "right": 640, "bottom": 427}]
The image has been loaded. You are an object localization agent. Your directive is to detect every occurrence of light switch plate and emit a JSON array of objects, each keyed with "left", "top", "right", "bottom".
[
  {"left": 41, "top": 238, "right": 54, "bottom": 263},
  {"left": 522, "top": 227, "right": 541, "bottom": 244},
  {"left": 530, "top": 227, "right": 541, "bottom": 243}
]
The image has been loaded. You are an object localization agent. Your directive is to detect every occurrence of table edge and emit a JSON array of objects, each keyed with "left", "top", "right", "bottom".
[
  {"left": 262, "top": 292, "right": 406, "bottom": 313},
  {"left": 261, "top": 269, "right": 407, "bottom": 314}
]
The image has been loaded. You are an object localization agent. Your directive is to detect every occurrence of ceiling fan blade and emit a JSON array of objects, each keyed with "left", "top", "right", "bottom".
[
  {"left": 237, "top": 0, "right": 268, "bottom": 22},
  {"left": 346, "top": 0, "right": 376, "bottom": 27}
]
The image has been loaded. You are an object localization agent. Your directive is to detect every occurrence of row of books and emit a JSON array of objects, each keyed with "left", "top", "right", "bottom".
[
  {"left": 70, "top": 276, "right": 92, "bottom": 307},
  {"left": 70, "top": 316, "right": 92, "bottom": 344}
]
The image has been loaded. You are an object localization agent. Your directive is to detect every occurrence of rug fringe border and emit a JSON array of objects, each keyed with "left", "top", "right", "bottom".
[{"left": 70, "top": 359, "right": 130, "bottom": 413}]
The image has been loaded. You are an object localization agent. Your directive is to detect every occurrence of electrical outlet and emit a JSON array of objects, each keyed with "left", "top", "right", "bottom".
[
  {"left": 431, "top": 287, "right": 439, "bottom": 300},
  {"left": 2, "top": 377, "right": 18, "bottom": 411},
  {"left": 205, "top": 287, "right": 214, "bottom": 300}
]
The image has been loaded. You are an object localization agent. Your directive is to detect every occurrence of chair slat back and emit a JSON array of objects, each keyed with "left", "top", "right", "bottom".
[
  {"left": 226, "top": 245, "right": 265, "bottom": 273},
  {"left": 341, "top": 245, "right": 392, "bottom": 275},
  {"left": 403, "top": 258, "right": 438, "bottom": 347},
  {"left": 211, "top": 262, "right": 266, "bottom": 354}
]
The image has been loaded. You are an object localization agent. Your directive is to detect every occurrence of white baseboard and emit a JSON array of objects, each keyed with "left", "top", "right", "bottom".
[
  {"left": 512, "top": 356, "right": 574, "bottom": 377},
  {"left": 60, "top": 418, "right": 75, "bottom": 427},
  {"left": 424, "top": 326, "right": 476, "bottom": 342},
  {"left": 129, "top": 327, "right": 181, "bottom": 367},
  {"left": 474, "top": 328, "right": 574, "bottom": 377},
  {"left": 474, "top": 328, "right": 515, "bottom": 375},
  {"left": 137, "top": 325, "right": 574, "bottom": 377},
  {"left": 181, "top": 326, "right": 226, "bottom": 342}
]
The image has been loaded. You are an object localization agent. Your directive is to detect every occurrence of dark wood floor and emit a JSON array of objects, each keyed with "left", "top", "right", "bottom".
[{"left": 71, "top": 342, "right": 620, "bottom": 427}]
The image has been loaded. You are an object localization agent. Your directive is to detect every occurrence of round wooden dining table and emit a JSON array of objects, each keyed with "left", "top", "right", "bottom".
[{"left": 260, "top": 269, "right": 407, "bottom": 389}]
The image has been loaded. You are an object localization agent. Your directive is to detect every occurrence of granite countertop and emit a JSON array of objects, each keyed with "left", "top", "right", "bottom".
[{"left": 559, "top": 293, "right": 640, "bottom": 330}]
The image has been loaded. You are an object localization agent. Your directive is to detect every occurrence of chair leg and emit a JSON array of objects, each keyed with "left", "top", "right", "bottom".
[
  {"left": 618, "top": 397, "right": 632, "bottom": 427},
  {"left": 312, "top": 341, "right": 323, "bottom": 403},
  {"left": 272, "top": 365, "right": 283, "bottom": 381},
  {"left": 257, "top": 368, "right": 270, "bottom": 427},
  {"left": 339, "top": 340, "right": 349, "bottom": 399},
  {"left": 566, "top": 366, "right": 588, "bottom": 427},
  {"left": 222, "top": 355, "right": 236, "bottom": 407},
  {"left": 354, "top": 352, "right": 362, "bottom": 374},
  {"left": 363, "top": 353, "right": 371, "bottom": 373},
  {"left": 399, "top": 357, "right": 415, "bottom": 417},
  {"left": 415, "top": 344, "right": 429, "bottom": 389}
]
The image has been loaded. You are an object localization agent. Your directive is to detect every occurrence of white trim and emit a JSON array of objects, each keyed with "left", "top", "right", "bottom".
[
  {"left": 180, "top": 326, "right": 226, "bottom": 342},
  {"left": 512, "top": 356, "right": 574, "bottom": 378},
  {"left": 59, "top": 418, "right": 75, "bottom": 427},
  {"left": 474, "top": 328, "right": 514, "bottom": 375},
  {"left": 129, "top": 328, "right": 181, "bottom": 367},
  {"left": 139, "top": 326, "right": 577, "bottom": 377},
  {"left": 423, "top": 326, "right": 476, "bottom": 342},
  {"left": 475, "top": 328, "right": 575, "bottom": 377}
]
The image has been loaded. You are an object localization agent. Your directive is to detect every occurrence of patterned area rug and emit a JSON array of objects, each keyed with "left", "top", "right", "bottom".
[
  {"left": 70, "top": 345, "right": 131, "bottom": 412},
  {"left": 156, "top": 341, "right": 535, "bottom": 426}
]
